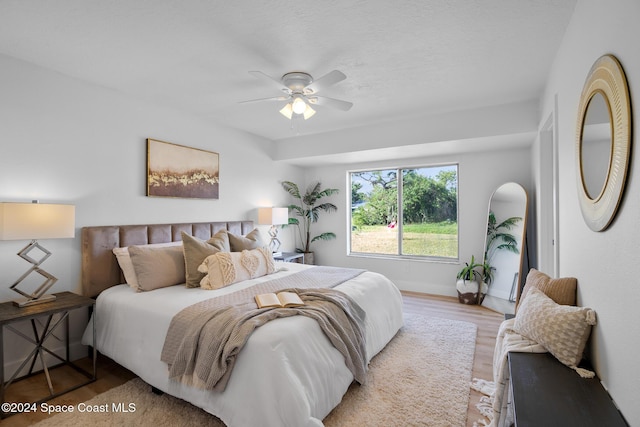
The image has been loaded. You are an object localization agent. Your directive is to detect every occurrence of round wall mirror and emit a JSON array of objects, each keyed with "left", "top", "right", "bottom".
[{"left": 576, "top": 54, "right": 631, "bottom": 231}]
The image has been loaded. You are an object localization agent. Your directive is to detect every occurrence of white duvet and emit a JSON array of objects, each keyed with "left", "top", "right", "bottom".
[{"left": 82, "top": 262, "right": 403, "bottom": 427}]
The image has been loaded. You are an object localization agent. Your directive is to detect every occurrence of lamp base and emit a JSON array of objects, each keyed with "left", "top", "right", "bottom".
[
  {"left": 268, "top": 226, "right": 282, "bottom": 254},
  {"left": 13, "top": 294, "right": 57, "bottom": 308}
]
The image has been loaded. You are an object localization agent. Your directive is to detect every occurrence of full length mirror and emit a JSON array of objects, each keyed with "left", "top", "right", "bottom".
[{"left": 482, "top": 182, "right": 528, "bottom": 315}]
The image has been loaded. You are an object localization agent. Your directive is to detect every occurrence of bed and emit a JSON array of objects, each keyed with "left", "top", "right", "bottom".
[{"left": 80, "top": 221, "right": 403, "bottom": 427}]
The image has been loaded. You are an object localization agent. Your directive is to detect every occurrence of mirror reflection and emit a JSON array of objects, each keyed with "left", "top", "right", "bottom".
[
  {"left": 581, "top": 92, "right": 612, "bottom": 199},
  {"left": 482, "top": 183, "right": 528, "bottom": 315}
]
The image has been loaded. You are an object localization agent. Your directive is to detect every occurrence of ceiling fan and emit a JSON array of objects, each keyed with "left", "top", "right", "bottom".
[{"left": 242, "top": 70, "right": 353, "bottom": 120}]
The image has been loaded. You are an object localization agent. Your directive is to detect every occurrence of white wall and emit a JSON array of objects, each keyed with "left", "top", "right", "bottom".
[
  {"left": 304, "top": 145, "right": 532, "bottom": 297},
  {"left": 537, "top": 0, "right": 640, "bottom": 424},
  {"left": 0, "top": 54, "right": 303, "bottom": 368}
]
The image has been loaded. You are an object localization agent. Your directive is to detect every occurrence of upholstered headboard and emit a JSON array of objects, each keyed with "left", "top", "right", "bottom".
[{"left": 81, "top": 220, "right": 254, "bottom": 298}]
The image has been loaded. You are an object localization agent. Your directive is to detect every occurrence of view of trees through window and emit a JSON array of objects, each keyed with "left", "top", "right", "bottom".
[{"left": 350, "top": 165, "right": 458, "bottom": 258}]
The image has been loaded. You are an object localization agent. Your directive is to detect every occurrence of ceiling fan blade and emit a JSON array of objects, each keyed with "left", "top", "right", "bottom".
[
  {"left": 307, "top": 95, "right": 353, "bottom": 111},
  {"left": 239, "top": 95, "right": 290, "bottom": 104},
  {"left": 304, "top": 70, "right": 346, "bottom": 94},
  {"left": 248, "top": 71, "right": 289, "bottom": 92}
]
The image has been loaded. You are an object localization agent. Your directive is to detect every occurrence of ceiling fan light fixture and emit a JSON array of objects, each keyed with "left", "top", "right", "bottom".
[
  {"left": 291, "top": 96, "right": 307, "bottom": 115},
  {"left": 279, "top": 103, "right": 293, "bottom": 119},
  {"left": 246, "top": 69, "right": 352, "bottom": 124},
  {"left": 303, "top": 104, "right": 316, "bottom": 120}
]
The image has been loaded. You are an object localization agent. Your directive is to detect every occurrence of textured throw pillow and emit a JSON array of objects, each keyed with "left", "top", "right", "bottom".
[
  {"left": 513, "top": 287, "right": 596, "bottom": 371},
  {"left": 518, "top": 268, "right": 577, "bottom": 309},
  {"left": 197, "top": 247, "right": 276, "bottom": 290},
  {"left": 228, "top": 228, "right": 265, "bottom": 251},
  {"left": 113, "top": 242, "right": 182, "bottom": 289},
  {"left": 128, "top": 244, "right": 186, "bottom": 291}
]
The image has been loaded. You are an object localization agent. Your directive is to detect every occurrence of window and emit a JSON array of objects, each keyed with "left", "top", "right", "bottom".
[{"left": 349, "top": 164, "right": 458, "bottom": 259}]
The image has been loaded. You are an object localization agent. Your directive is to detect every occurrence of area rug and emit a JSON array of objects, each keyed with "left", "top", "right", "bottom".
[{"left": 34, "top": 313, "right": 477, "bottom": 427}]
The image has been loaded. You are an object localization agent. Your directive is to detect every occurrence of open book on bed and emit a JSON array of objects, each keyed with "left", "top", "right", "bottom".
[{"left": 255, "top": 291, "right": 304, "bottom": 308}]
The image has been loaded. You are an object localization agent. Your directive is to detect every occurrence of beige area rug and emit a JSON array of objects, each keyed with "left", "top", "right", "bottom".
[{"left": 35, "top": 314, "right": 477, "bottom": 427}]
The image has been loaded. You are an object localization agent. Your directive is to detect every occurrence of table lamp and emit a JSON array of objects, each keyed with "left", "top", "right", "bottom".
[
  {"left": 0, "top": 201, "right": 75, "bottom": 307},
  {"left": 258, "top": 207, "right": 289, "bottom": 256}
]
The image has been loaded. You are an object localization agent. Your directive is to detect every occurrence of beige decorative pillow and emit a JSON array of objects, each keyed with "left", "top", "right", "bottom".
[
  {"left": 518, "top": 268, "right": 577, "bottom": 309},
  {"left": 228, "top": 228, "right": 265, "bottom": 251},
  {"left": 208, "top": 229, "right": 231, "bottom": 252},
  {"left": 513, "top": 287, "right": 596, "bottom": 370},
  {"left": 128, "top": 244, "right": 186, "bottom": 291},
  {"left": 181, "top": 232, "right": 221, "bottom": 288},
  {"left": 197, "top": 247, "right": 276, "bottom": 290},
  {"left": 113, "top": 242, "right": 182, "bottom": 289}
]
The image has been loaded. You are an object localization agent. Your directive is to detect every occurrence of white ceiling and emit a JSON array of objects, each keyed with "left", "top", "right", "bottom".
[{"left": 0, "top": 1, "right": 576, "bottom": 143}]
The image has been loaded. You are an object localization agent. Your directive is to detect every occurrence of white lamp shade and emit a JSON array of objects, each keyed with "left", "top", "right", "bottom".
[
  {"left": 303, "top": 104, "right": 316, "bottom": 120},
  {"left": 0, "top": 202, "right": 75, "bottom": 240},
  {"left": 279, "top": 103, "right": 293, "bottom": 119},
  {"left": 258, "top": 207, "right": 289, "bottom": 225}
]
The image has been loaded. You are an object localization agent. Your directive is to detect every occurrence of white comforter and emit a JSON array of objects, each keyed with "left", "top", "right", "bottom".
[{"left": 82, "top": 262, "right": 403, "bottom": 427}]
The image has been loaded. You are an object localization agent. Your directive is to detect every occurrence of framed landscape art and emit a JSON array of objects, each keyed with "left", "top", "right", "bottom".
[{"left": 146, "top": 138, "right": 219, "bottom": 199}]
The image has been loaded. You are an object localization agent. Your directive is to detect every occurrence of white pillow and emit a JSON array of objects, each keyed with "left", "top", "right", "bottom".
[{"left": 113, "top": 241, "right": 182, "bottom": 289}]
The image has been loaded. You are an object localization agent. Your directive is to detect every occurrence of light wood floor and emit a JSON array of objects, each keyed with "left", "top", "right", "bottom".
[{"left": 1, "top": 292, "right": 503, "bottom": 427}]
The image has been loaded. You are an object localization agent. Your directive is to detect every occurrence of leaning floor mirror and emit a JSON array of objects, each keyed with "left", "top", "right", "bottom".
[{"left": 481, "top": 182, "right": 528, "bottom": 315}]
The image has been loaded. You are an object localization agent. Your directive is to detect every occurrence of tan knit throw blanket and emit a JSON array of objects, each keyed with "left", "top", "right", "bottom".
[{"left": 161, "top": 266, "right": 366, "bottom": 391}]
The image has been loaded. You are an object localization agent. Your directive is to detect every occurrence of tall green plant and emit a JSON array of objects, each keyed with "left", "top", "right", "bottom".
[{"left": 282, "top": 181, "right": 339, "bottom": 253}]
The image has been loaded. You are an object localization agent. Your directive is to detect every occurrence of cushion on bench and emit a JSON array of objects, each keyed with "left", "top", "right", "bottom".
[{"left": 513, "top": 287, "right": 596, "bottom": 376}]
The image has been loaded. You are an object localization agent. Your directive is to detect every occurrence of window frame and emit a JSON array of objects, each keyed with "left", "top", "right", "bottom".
[{"left": 347, "top": 163, "right": 459, "bottom": 262}]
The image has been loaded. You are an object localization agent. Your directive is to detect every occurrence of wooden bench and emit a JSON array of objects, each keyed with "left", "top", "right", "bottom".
[{"left": 507, "top": 352, "right": 628, "bottom": 426}]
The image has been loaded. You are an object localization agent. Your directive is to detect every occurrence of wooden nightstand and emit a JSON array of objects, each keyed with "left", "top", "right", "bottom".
[
  {"left": 273, "top": 252, "right": 305, "bottom": 263},
  {"left": 0, "top": 291, "right": 96, "bottom": 418}
]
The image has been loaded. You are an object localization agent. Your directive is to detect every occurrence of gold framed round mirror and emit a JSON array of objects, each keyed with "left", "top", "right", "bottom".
[{"left": 576, "top": 54, "right": 631, "bottom": 231}]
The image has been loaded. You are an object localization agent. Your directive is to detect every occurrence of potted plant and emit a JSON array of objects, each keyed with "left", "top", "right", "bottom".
[
  {"left": 456, "top": 255, "right": 489, "bottom": 304},
  {"left": 281, "top": 181, "right": 339, "bottom": 264}
]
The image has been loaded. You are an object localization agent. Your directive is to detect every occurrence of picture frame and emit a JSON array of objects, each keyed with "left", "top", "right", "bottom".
[{"left": 146, "top": 138, "right": 219, "bottom": 199}]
